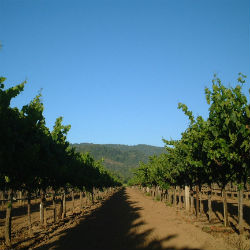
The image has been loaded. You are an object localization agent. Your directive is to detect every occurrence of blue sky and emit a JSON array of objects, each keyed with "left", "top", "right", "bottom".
[{"left": 1, "top": 0, "right": 249, "bottom": 147}]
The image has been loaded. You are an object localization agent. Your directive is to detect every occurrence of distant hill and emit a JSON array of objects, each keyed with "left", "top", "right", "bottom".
[{"left": 71, "top": 143, "right": 165, "bottom": 182}]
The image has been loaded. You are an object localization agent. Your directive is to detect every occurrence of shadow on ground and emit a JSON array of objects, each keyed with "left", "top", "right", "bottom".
[
  {"left": 175, "top": 193, "right": 250, "bottom": 232},
  {"left": 198, "top": 199, "right": 250, "bottom": 231},
  {"left": 35, "top": 188, "right": 201, "bottom": 250}
]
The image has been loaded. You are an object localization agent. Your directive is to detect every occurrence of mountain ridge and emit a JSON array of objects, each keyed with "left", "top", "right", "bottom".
[{"left": 71, "top": 143, "right": 165, "bottom": 182}]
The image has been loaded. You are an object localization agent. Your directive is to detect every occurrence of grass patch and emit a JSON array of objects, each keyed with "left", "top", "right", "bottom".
[
  {"left": 155, "top": 195, "right": 161, "bottom": 201},
  {"left": 165, "top": 201, "right": 172, "bottom": 207}
]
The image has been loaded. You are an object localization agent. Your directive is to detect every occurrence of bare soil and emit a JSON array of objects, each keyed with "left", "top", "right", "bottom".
[{"left": 1, "top": 187, "right": 249, "bottom": 250}]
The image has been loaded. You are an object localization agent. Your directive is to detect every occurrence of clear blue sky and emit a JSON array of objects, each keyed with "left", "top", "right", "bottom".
[{"left": 1, "top": 0, "right": 249, "bottom": 147}]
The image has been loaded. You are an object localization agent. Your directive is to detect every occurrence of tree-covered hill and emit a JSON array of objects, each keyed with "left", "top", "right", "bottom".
[{"left": 71, "top": 143, "right": 164, "bottom": 182}]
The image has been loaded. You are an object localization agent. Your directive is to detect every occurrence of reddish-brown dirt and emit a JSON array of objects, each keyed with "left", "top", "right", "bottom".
[
  {"left": 1, "top": 187, "right": 249, "bottom": 250},
  {"left": 35, "top": 188, "right": 239, "bottom": 250}
]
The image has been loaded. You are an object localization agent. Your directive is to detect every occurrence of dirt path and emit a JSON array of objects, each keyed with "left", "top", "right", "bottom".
[{"left": 34, "top": 187, "right": 234, "bottom": 250}]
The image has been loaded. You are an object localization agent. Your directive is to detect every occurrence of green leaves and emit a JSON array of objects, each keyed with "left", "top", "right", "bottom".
[
  {"left": 0, "top": 77, "right": 121, "bottom": 193},
  {"left": 51, "top": 116, "right": 71, "bottom": 145},
  {"left": 246, "top": 106, "right": 250, "bottom": 118},
  {"left": 205, "top": 87, "right": 211, "bottom": 105},
  {"left": 5, "top": 176, "right": 10, "bottom": 183},
  {"left": 131, "top": 73, "right": 250, "bottom": 190},
  {"left": 0, "top": 80, "right": 26, "bottom": 108},
  {"left": 178, "top": 103, "right": 195, "bottom": 124},
  {"left": 206, "top": 75, "right": 250, "bottom": 184},
  {"left": 0, "top": 77, "right": 6, "bottom": 88},
  {"left": 237, "top": 72, "right": 247, "bottom": 84}
]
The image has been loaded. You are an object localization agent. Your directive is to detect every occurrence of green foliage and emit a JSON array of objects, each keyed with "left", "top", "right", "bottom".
[
  {"left": 204, "top": 73, "right": 250, "bottom": 186},
  {"left": 131, "top": 74, "right": 250, "bottom": 191},
  {"left": 0, "top": 77, "right": 121, "bottom": 193}
]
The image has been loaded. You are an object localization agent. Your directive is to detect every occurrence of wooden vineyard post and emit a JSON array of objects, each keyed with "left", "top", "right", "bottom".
[
  {"left": 159, "top": 187, "right": 162, "bottom": 201},
  {"left": 5, "top": 190, "right": 13, "bottom": 247},
  {"left": 185, "top": 186, "right": 190, "bottom": 211},
  {"left": 72, "top": 190, "right": 75, "bottom": 213},
  {"left": 238, "top": 187, "right": 243, "bottom": 233},
  {"left": 80, "top": 191, "right": 83, "bottom": 210},
  {"left": 19, "top": 191, "right": 22, "bottom": 206},
  {"left": 44, "top": 195, "right": 47, "bottom": 228},
  {"left": 27, "top": 192, "right": 32, "bottom": 234},
  {"left": 184, "top": 187, "right": 186, "bottom": 209},
  {"left": 173, "top": 187, "right": 177, "bottom": 207},
  {"left": 179, "top": 187, "right": 182, "bottom": 209},
  {"left": 190, "top": 188, "right": 194, "bottom": 214},
  {"left": 40, "top": 190, "right": 45, "bottom": 225},
  {"left": 162, "top": 189, "right": 165, "bottom": 202},
  {"left": 0, "top": 191, "right": 4, "bottom": 210},
  {"left": 208, "top": 185, "right": 212, "bottom": 223},
  {"left": 62, "top": 191, "right": 66, "bottom": 219},
  {"left": 167, "top": 189, "right": 171, "bottom": 205},
  {"left": 222, "top": 188, "right": 229, "bottom": 227},
  {"left": 58, "top": 193, "right": 63, "bottom": 220},
  {"left": 161, "top": 189, "right": 164, "bottom": 201},
  {"left": 195, "top": 185, "right": 199, "bottom": 218},
  {"left": 199, "top": 187, "right": 203, "bottom": 215},
  {"left": 22, "top": 191, "right": 25, "bottom": 206},
  {"left": 52, "top": 193, "right": 56, "bottom": 223}
]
